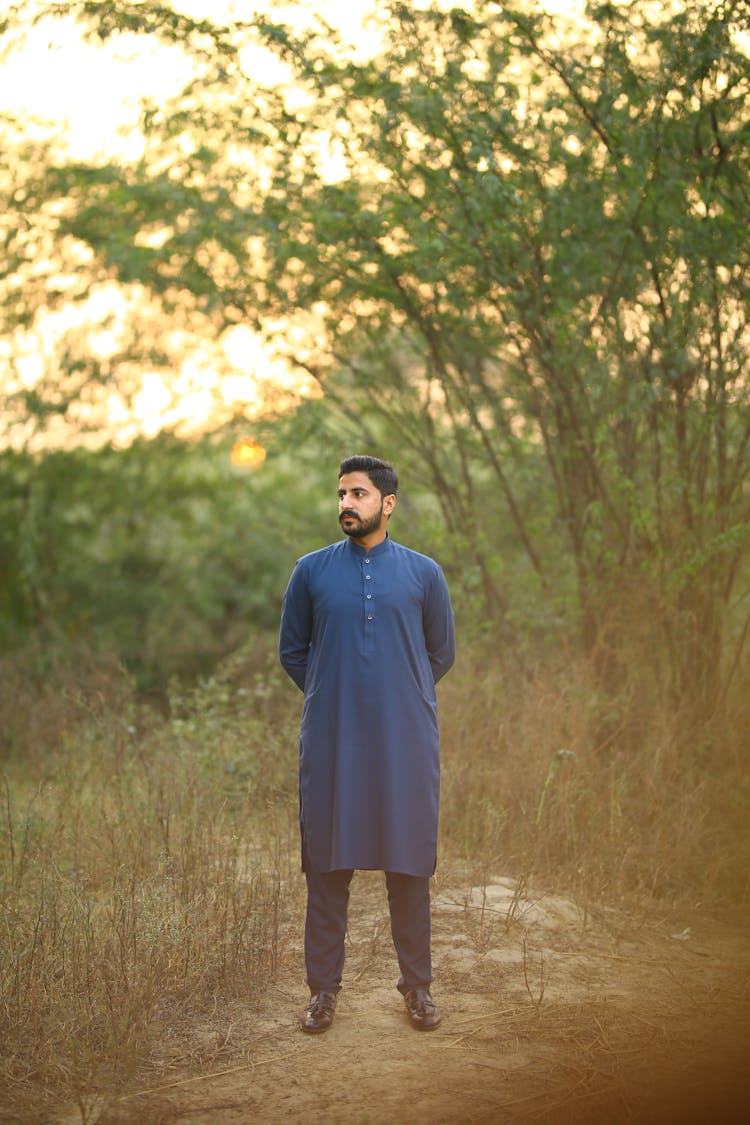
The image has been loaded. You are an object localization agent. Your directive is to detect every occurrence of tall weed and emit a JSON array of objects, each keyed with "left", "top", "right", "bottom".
[
  {"left": 439, "top": 642, "right": 750, "bottom": 907},
  {"left": 2, "top": 633, "right": 748, "bottom": 1119},
  {"left": 0, "top": 649, "right": 301, "bottom": 1120}
]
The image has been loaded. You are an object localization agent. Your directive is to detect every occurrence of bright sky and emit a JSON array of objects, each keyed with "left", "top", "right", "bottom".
[
  {"left": 0, "top": 0, "right": 386, "bottom": 161},
  {"left": 0, "top": 0, "right": 583, "bottom": 448},
  {"left": 0, "top": 1, "right": 392, "bottom": 447}
]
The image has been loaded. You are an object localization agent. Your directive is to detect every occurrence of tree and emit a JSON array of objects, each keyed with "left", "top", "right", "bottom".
[
  {"left": 2, "top": 0, "right": 749, "bottom": 715},
  {"left": 0, "top": 420, "right": 338, "bottom": 690},
  {"left": 246, "top": 0, "right": 750, "bottom": 715}
]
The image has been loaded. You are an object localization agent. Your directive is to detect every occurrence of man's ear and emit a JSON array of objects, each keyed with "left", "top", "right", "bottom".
[{"left": 383, "top": 493, "right": 397, "bottom": 518}]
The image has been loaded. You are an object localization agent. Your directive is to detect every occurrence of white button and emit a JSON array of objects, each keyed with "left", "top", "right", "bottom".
[
  {"left": 367, "top": 614, "right": 373, "bottom": 620},
  {"left": 365, "top": 574, "right": 371, "bottom": 580},
  {"left": 366, "top": 593, "right": 372, "bottom": 599},
  {"left": 364, "top": 558, "right": 370, "bottom": 563}
]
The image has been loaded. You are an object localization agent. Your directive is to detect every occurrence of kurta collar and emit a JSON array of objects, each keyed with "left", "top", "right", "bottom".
[{"left": 344, "top": 533, "right": 392, "bottom": 557}]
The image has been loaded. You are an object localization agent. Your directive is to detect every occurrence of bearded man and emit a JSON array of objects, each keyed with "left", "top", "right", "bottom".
[{"left": 279, "top": 454, "right": 455, "bottom": 1033}]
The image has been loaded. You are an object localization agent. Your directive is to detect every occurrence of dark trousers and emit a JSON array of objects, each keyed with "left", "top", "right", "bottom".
[{"left": 304, "top": 868, "right": 433, "bottom": 995}]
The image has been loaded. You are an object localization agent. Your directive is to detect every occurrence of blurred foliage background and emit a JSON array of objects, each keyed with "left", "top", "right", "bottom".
[
  {"left": 1, "top": 0, "right": 749, "bottom": 872},
  {"left": 2, "top": 3, "right": 750, "bottom": 1111}
]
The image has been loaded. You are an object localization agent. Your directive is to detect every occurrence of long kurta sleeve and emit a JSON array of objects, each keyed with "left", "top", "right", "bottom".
[
  {"left": 423, "top": 565, "right": 455, "bottom": 684},
  {"left": 279, "top": 561, "right": 312, "bottom": 692}
]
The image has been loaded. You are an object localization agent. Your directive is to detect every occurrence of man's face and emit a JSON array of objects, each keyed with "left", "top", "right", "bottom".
[{"left": 337, "top": 471, "right": 394, "bottom": 541}]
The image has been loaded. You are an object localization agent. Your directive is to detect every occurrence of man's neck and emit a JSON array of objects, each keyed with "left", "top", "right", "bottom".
[{"left": 351, "top": 528, "right": 388, "bottom": 552}]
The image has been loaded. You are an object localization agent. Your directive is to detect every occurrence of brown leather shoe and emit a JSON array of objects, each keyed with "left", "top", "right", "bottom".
[
  {"left": 300, "top": 992, "right": 337, "bottom": 1034},
  {"left": 403, "top": 988, "right": 441, "bottom": 1030}
]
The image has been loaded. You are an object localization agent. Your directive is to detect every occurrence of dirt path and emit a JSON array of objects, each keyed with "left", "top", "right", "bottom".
[{"left": 94, "top": 873, "right": 750, "bottom": 1125}]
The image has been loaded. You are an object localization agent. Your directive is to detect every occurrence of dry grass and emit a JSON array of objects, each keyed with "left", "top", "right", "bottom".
[
  {"left": 438, "top": 641, "right": 750, "bottom": 908},
  {"left": 1, "top": 635, "right": 749, "bottom": 1120},
  {"left": 0, "top": 647, "right": 301, "bottom": 1122}
]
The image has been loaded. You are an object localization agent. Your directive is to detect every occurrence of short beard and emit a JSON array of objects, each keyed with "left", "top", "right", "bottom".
[{"left": 340, "top": 502, "right": 383, "bottom": 540}]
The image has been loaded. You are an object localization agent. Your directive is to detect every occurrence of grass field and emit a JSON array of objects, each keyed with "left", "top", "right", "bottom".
[{"left": 1, "top": 637, "right": 748, "bottom": 1121}]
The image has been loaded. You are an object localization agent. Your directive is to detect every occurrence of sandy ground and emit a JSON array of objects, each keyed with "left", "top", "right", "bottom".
[{"left": 69, "top": 872, "right": 750, "bottom": 1125}]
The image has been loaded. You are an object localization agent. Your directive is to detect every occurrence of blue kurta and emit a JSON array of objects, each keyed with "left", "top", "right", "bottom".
[{"left": 279, "top": 534, "right": 455, "bottom": 877}]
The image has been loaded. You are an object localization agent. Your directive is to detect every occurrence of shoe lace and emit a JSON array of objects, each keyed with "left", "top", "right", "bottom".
[
  {"left": 310, "top": 992, "right": 334, "bottom": 1015},
  {"left": 408, "top": 989, "right": 435, "bottom": 1016}
]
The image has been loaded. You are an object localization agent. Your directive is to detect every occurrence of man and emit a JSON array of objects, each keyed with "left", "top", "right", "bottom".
[{"left": 279, "top": 454, "right": 455, "bottom": 1034}]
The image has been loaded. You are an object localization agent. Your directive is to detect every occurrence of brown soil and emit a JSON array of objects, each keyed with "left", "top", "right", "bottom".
[{"left": 73, "top": 872, "right": 750, "bottom": 1125}]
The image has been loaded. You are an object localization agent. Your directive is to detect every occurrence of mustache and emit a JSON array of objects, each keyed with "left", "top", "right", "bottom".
[{"left": 339, "top": 510, "right": 360, "bottom": 522}]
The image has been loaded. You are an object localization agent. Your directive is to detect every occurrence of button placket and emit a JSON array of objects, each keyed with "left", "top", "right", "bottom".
[{"left": 364, "top": 558, "right": 374, "bottom": 624}]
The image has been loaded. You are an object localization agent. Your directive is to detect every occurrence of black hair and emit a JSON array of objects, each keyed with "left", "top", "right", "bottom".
[{"left": 338, "top": 455, "right": 398, "bottom": 498}]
